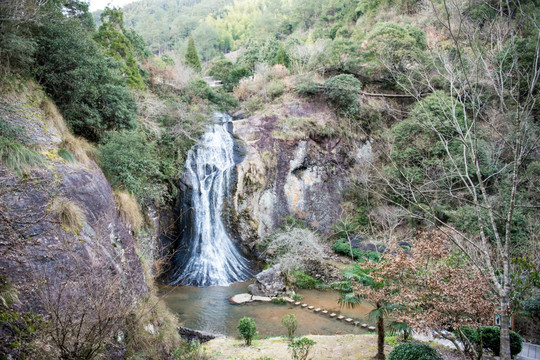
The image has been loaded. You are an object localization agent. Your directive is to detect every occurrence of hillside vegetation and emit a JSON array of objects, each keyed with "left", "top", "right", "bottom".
[{"left": 1, "top": 0, "right": 540, "bottom": 358}]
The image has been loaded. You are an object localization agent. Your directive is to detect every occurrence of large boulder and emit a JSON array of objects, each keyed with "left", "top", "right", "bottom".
[{"left": 248, "top": 264, "right": 286, "bottom": 297}]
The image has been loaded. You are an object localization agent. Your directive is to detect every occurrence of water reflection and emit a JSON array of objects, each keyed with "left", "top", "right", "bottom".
[{"left": 159, "top": 281, "right": 374, "bottom": 337}]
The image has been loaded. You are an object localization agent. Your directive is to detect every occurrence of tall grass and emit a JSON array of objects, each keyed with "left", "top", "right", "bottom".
[
  {"left": 113, "top": 190, "right": 144, "bottom": 232},
  {"left": 50, "top": 197, "right": 85, "bottom": 233},
  {"left": 0, "top": 137, "right": 44, "bottom": 175}
]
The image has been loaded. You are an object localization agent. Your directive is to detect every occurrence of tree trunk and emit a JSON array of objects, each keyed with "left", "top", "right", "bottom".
[
  {"left": 500, "top": 290, "right": 512, "bottom": 360},
  {"left": 376, "top": 303, "right": 385, "bottom": 360}
]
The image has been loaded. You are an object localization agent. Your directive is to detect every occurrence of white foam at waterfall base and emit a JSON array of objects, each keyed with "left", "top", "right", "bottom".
[{"left": 170, "top": 114, "right": 253, "bottom": 287}]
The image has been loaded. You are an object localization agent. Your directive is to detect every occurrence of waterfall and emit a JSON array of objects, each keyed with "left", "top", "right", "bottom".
[{"left": 170, "top": 113, "right": 254, "bottom": 287}]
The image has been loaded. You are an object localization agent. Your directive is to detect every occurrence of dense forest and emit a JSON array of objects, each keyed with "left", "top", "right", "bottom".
[{"left": 1, "top": 0, "right": 539, "bottom": 359}]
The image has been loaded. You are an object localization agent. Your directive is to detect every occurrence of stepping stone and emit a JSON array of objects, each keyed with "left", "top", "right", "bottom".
[
  {"left": 308, "top": 306, "right": 314, "bottom": 310},
  {"left": 353, "top": 321, "right": 360, "bottom": 326},
  {"left": 314, "top": 308, "right": 321, "bottom": 312},
  {"left": 252, "top": 296, "right": 272, "bottom": 302},
  {"left": 329, "top": 313, "right": 337, "bottom": 318},
  {"left": 286, "top": 298, "right": 295, "bottom": 303},
  {"left": 295, "top": 302, "right": 301, "bottom": 306},
  {"left": 361, "top": 323, "right": 368, "bottom": 328},
  {"left": 345, "top": 318, "right": 353, "bottom": 323},
  {"left": 337, "top": 315, "right": 345, "bottom": 320},
  {"left": 322, "top": 310, "right": 328, "bottom": 314},
  {"left": 301, "top": 304, "right": 308, "bottom": 308},
  {"left": 228, "top": 293, "right": 252, "bottom": 304},
  {"left": 368, "top": 326, "right": 376, "bottom": 331}
]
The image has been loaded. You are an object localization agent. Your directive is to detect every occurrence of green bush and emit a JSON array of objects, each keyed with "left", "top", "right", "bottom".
[
  {"left": 479, "top": 326, "right": 522, "bottom": 357},
  {"left": 98, "top": 130, "right": 167, "bottom": 207},
  {"left": 208, "top": 58, "right": 250, "bottom": 91},
  {"left": 367, "top": 22, "right": 426, "bottom": 68},
  {"left": 331, "top": 239, "right": 382, "bottom": 262},
  {"left": 289, "top": 270, "right": 321, "bottom": 289},
  {"left": 388, "top": 343, "right": 443, "bottom": 360},
  {"left": 455, "top": 326, "right": 522, "bottom": 358},
  {"left": 288, "top": 337, "right": 316, "bottom": 360},
  {"left": 295, "top": 76, "right": 320, "bottom": 96},
  {"left": 237, "top": 317, "right": 257, "bottom": 346},
  {"left": 187, "top": 79, "right": 238, "bottom": 110},
  {"left": 267, "top": 80, "right": 284, "bottom": 99},
  {"left": 281, "top": 314, "right": 297, "bottom": 341},
  {"left": 323, "top": 74, "right": 362, "bottom": 109}
]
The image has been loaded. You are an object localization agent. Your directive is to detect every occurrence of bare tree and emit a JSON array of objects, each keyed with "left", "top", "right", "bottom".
[
  {"left": 36, "top": 233, "right": 144, "bottom": 360},
  {"left": 361, "top": 0, "right": 540, "bottom": 359}
]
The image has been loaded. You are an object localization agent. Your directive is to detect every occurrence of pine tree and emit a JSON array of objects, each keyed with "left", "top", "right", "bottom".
[{"left": 185, "top": 35, "right": 201, "bottom": 72}]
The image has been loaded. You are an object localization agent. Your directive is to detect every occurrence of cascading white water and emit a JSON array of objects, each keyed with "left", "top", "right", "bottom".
[{"left": 170, "top": 114, "right": 254, "bottom": 287}]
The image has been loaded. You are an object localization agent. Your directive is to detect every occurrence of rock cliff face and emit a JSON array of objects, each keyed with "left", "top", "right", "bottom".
[
  {"left": 231, "top": 98, "right": 356, "bottom": 247},
  {"left": 0, "top": 94, "right": 147, "bottom": 310}
]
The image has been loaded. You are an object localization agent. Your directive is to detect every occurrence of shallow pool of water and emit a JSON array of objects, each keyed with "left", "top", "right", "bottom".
[{"left": 159, "top": 281, "right": 374, "bottom": 337}]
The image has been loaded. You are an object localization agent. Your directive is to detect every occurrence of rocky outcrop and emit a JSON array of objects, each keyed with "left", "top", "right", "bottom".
[
  {"left": 177, "top": 326, "right": 223, "bottom": 343},
  {"left": 247, "top": 264, "right": 286, "bottom": 297},
  {"left": 0, "top": 96, "right": 147, "bottom": 311},
  {"left": 232, "top": 98, "right": 357, "bottom": 245}
]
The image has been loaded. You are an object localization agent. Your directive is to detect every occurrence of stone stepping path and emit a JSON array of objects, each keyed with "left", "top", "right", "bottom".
[{"left": 233, "top": 294, "right": 374, "bottom": 331}]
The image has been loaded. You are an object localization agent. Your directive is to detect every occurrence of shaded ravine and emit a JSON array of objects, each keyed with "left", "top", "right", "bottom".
[{"left": 169, "top": 113, "right": 254, "bottom": 287}]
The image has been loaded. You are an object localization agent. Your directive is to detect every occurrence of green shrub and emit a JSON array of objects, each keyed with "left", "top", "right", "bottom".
[
  {"left": 237, "top": 317, "right": 257, "bottom": 346},
  {"left": 0, "top": 137, "right": 44, "bottom": 175},
  {"left": 291, "top": 294, "right": 303, "bottom": 301},
  {"left": 267, "top": 80, "right": 284, "bottom": 99},
  {"left": 172, "top": 340, "right": 211, "bottom": 360},
  {"left": 289, "top": 271, "right": 321, "bottom": 289},
  {"left": 271, "top": 298, "right": 286, "bottom": 304},
  {"left": 275, "top": 46, "right": 290, "bottom": 68},
  {"left": 331, "top": 239, "right": 382, "bottom": 262},
  {"left": 208, "top": 58, "right": 250, "bottom": 91},
  {"left": 295, "top": 76, "right": 320, "bottom": 96},
  {"left": 98, "top": 130, "right": 167, "bottom": 207},
  {"left": 288, "top": 337, "right": 316, "bottom": 360},
  {"left": 323, "top": 74, "right": 362, "bottom": 109},
  {"left": 367, "top": 22, "right": 426, "bottom": 68},
  {"left": 388, "top": 343, "right": 443, "bottom": 360},
  {"left": 187, "top": 79, "right": 238, "bottom": 110},
  {"left": 479, "top": 326, "right": 522, "bottom": 357},
  {"left": 281, "top": 314, "right": 297, "bottom": 341}
]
